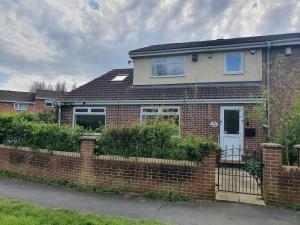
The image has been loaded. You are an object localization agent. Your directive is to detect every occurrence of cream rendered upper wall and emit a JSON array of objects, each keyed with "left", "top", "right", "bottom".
[{"left": 132, "top": 49, "right": 262, "bottom": 85}]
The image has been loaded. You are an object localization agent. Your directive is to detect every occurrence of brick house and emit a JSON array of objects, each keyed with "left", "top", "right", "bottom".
[
  {"left": 59, "top": 32, "right": 300, "bottom": 153},
  {"left": 0, "top": 89, "right": 64, "bottom": 113}
]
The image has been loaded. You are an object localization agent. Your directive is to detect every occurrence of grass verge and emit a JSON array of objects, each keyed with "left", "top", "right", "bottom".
[{"left": 0, "top": 198, "right": 170, "bottom": 225}]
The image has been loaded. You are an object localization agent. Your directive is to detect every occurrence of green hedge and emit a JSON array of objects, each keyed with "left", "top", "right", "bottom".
[
  {"left": 0, "top": 113, "right": 83, "bottom": 152},
  {"left": 94, "top": 119, "right": 218, "bottom": 163}
]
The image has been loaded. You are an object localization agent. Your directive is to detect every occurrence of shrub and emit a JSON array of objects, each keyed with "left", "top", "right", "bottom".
[
  {"left": 0, "top": 112, "right": 83, "bottom": 152},
  {"left": 95, "top": 119, "right": 218, "bottom": 163}
]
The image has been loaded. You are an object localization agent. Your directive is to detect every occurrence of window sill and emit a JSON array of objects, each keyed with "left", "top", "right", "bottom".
[
  {"left": 224, "top": 72, "right": 244, "bottom": 75},
  {"left": 150, "top": 75, "right": 185, "bottom": 78}
]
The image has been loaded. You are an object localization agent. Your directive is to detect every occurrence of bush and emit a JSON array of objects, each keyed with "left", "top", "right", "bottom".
[
  {"left": 0, "top": 112, "right": 83, "bottom": 152},
  {"left": 95, "top": 119, "right": 218, "bottom": 163}
]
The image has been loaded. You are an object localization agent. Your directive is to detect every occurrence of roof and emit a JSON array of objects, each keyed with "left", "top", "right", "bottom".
[
  {"left": 130, "top": 32, "right": 300, "bottom": 55},
  {"left": 0, "top": 90, "right": 35, "bottom": 103},
  {"left": 61, "top": 69, "right": 262, "bottom": 102},
  {"left": 35, "top": 89, "right": 65, "bottom": 99}
]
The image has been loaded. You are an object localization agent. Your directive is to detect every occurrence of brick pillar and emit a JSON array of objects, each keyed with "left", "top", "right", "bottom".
[
  {"left": 261, "top": 143, "right": 283, "bottom": 206},
  {"left": 295, "top": 145, "right": 300, "bottom": 167},
  {"left": 79, "top": 136, "right": 97, "bottom": 186}
]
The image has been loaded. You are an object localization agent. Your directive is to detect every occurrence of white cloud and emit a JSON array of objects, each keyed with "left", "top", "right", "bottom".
[{"left": 0, "top": 0, "right": 299, "bottom": 91}]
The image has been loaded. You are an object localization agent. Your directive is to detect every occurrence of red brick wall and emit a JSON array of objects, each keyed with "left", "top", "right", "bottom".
[
  {"left": 61, "top": 103, "right": 265, "bottom": 151},
  {"left": 262, "top": 143, "right": 300, "bottom": 206},
  {"left": 0, "top": 139, "right": 216, "bottom": 201},
  {"left": 0, "top": 102, "right": 35, "bottom": 113},
  {"left": 35, "top": 99, "right": 55, "bottom": 113}
]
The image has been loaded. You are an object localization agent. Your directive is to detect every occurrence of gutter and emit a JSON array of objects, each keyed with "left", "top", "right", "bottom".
[
  {"left": 129, "top": 38, "right": 300, "bottom": 58},
  {"left": 57, "top": 98, "right": 264, "bottom": 106}
]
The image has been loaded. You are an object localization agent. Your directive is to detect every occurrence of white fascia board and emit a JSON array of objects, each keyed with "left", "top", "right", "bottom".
[
  {"left": 129, "top": 39, "right": 300, "bottom": 58},
  {"left": 0, "top": 100, "right": 35, "bottom": 104},
  {"left": 57, "top": 98, "right": 264, "bottom": 106}
]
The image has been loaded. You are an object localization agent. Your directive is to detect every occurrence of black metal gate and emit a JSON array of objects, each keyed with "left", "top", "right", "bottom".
[{"left": 217, "top": 147, "right": 263, "bottom": 195}]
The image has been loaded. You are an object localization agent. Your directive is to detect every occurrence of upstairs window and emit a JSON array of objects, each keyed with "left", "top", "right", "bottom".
[
  {"left": 224, "top": 52, "right": 244, "bottom": 74},
  {"left": 45, "top": 99, "right": 54, "bottom": 107},
  {"left": 14, "top": 103, "right": 28, "bottom": 111},
  {"left": 151, "top": 57, "right": 185, "bottom": 77}
]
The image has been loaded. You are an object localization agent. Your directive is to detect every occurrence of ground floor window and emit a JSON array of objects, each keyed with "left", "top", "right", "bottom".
[
  {"left": 73, "top": 107, "right": 106, "bottom": 130},
  {"left": 14, "top": 102, "right": 28, "bottom": 111},
  {"left": 140, "top": 106, "right": 180, "bottom": 125}
]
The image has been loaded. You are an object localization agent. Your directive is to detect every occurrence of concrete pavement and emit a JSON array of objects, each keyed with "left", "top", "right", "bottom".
[{"left": 0, "top": 176, "right": 299, "bottom": 225}]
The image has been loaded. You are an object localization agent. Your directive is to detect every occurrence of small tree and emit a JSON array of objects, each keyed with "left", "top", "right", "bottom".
[{"left": 248, "top": 54, "right": 300, "bottom": 165}]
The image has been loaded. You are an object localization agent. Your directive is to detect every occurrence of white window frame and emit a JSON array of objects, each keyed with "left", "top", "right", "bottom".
[
  {"left": 45, "top": 99, "right": 54, "bottom": 107},
  {"left": 224, "top": 51, "right": 244, "bottom": 74},
  {"left": 72, "top": 107, "right": 106, "bottom": 127},
  {"left": 14, "top": 102, "right": 28, "bottom": 111},
  {"left": 151, "top": 56, "right": 186, "bottom": 77},
  {"left": 140, "top": 106, "right": 180, "bottom": 124}
]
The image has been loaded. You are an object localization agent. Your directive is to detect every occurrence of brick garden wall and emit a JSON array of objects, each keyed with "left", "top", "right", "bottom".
[
  {"left": 262, "top": 143, "right": 300, "bottom": 206},
  {"left": 0, "top": 137, "right": 216, "bottom": 201}
]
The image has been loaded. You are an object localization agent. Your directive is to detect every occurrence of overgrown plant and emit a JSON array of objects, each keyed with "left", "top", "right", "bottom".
[
  {"left": 0, "top": 112, "right": 84, "bottom": 152},
  {"left": 243, "top": 159, "right": 262, "bottom": 188},
  {"left": 95, "top": 118, "right": 218, "bottom": 163}
]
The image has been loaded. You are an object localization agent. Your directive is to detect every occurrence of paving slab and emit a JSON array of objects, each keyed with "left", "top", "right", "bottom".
[{"left": 0, "top": 176, "right": 298, "bottom": 225}]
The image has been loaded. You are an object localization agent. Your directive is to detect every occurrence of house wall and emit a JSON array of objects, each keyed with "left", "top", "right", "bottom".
[
  {"left": 0, "top": 101, "right": 35, "bottom": 113},
  {"left": 133, "top": 49, "right": 262, "bottom": 85},
  {"left": 61, "top": 103, "right": 264, "bottom": 151},
  {"left": 35, "top": 99, "right": 55, "bottom": 113}
]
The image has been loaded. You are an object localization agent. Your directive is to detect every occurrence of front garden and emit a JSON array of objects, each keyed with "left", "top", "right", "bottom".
[{"left": 0, "top": 113, "right": 218, "bottom": 163}]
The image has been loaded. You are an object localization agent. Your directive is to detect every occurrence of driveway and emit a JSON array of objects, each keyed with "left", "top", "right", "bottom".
[{"left": 0, "top": 176, "right": 298, "bottom": 225}]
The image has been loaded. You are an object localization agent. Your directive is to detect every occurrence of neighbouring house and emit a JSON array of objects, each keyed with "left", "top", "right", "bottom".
[
  {"left": 59, "top": 32, "right": 300, "bottom": 153},
  {"left": 0, "top": 89, "right": 65, "bottom": 113}
]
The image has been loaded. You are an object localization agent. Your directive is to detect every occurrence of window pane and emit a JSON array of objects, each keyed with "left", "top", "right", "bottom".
[
  {"left": 141, "top": 115, "right": 157, "bottom": 124},
  {"left": 45, "top": 100, "right": 54, "bottom": 107},
  {"left": 19, "top": 104, "right": 28, "bottom": 111},
  {"left": 224, "top": 110, "right": 239, "bottom": 134},
  {"left": 75, "top": 115, "right": 105, "bottom": 130},
  {"left": 161, "top": 115, "right": 179, "bottom": 125},
  {"left": 225, "top": 52, "right": 242, "bottom": 72},
  {"left": 152, "top": 64, "right": 167, "bottom": 76},
  {"left": 75, "top": 108, "right": 88, "bottom": 113},
  {"left": 152, "top": 57, "right": 185, "bottom": 76},
  {"left": 91, "top": 108, "right": 105, "bottom": 113},
  {"left": 142, "top": 108, "right": 159, "bottom": 113},
  {"left": 162, "top": 108, "right": 178, "bottom": 113}
]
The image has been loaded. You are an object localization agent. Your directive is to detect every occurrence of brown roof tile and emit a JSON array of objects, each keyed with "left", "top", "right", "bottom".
[{"left": 61, "top": 69, "right": 262, "bottom": 101}]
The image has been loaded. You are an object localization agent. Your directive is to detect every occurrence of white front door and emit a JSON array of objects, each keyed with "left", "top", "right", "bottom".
[{"left": 220, "top": 106, "right": 244, "bottom": 160}]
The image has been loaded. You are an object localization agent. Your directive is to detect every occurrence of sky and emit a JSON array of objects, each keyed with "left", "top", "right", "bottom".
[{"left": 0, "top": 0, "right": 299, "bottom": 92}]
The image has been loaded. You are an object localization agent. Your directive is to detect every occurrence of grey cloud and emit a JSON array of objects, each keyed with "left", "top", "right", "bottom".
[{"left": 0, "top": 0, "right": 299, "bottom": 91}]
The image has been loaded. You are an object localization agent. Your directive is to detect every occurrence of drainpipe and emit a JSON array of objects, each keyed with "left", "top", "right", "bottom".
[
  {"left": 58, "top": 103, "right": 61, "bottom": 125},
  {"left": 266, "top": 41, "right": 271, "bottom": 138}
]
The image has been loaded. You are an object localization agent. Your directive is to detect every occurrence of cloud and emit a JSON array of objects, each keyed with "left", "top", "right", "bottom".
[{"left": 0, "top": 0, "right": 299, "bottom": 91}]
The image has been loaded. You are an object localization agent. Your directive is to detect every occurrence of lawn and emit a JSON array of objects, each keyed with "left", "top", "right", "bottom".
[{"left": 0, "top": 198, "right": 170, "bottom": 225}]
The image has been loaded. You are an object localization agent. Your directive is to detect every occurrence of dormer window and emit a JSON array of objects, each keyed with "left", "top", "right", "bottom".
[
  {"left": 224, "top": 52, "right": 244, "bottom": 74},
  {"left": 151, "top": 56, "right": 185, "bottom": 77}
]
